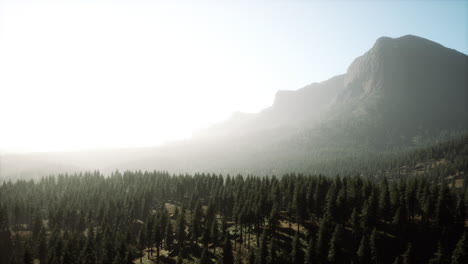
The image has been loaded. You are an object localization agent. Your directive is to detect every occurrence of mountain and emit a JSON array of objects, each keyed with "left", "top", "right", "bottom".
[
  {"left": 2, "top": 35, "right": 467, "bottom": 178},
  {"left": 327, "top": 35, "right": 468, "bottom": 147},
  {"left": 106, "top": 35, "right": 467, "bottom": 175},
  {"left": 195, "top": 35, "right": 468, "bottom": 148}
]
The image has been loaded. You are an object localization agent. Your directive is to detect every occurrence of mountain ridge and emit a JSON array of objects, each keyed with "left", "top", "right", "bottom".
[{"left": 2, "top": 34, "right": 467, "bottom": 178}]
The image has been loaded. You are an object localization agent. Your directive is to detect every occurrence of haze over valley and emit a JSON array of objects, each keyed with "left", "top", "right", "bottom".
[{"left": 0, "top": 1, "right": 467, "bottom": 264}]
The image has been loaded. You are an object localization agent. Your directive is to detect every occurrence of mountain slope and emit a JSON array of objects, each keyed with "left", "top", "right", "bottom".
[
  {"left": 326, "top": 35, "right": 468, "bottom": 147},
  {"left": 2, "top": 35, "right": 467, "bottom": 178},
  {"left": 105, "top": 35, "right": 467, "bottom": 175}
]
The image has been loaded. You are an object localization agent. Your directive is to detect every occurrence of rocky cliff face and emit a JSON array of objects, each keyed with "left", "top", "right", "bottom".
[
  {"left": 199, "top": 35, "right": 468, "bottom": 145},
  {"left": 4, "top": 35, "right": 468, "bottom": 177},
  {"left": 330, "top": 35, "right": 468, "bottom": 143}
]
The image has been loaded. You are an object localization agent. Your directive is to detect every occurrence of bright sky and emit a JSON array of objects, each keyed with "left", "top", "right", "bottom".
[{"left": 0, "top": 0, "right": 467, "bottom": 153}]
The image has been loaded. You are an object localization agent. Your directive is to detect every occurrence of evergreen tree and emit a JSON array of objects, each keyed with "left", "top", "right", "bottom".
[
  {"left": 291, "top": 232, "right": 302, "bottom": 264},
  {"left": 199, "top": 246, "right": 209, "bottom": 264},
  {"left": 315, "top": 216, "right": 332, "bottom": 262},
  {"left": 328, "top": 225, "right": 343, "bottom": 263},
  {"left": 452, "top": 232, "right": 467, "bottom": 264},
  {"left": 177, "top": 250, "right": 184, "bottom": 264},
  {"left": 304, "top": 236, "right": 315, "bottom": 264},
  {"left": 350, "top": 208, "right": 360, "bottom": 237},
  {"left": 137, "top": 228, "right": 146, "bottom": 263},
  {"left": 223, "top": 236, "right": 234, "bottom": 264},
  {"left": 23, "top": 246, "right": 33, "bottom": 264},
  {"left": 0, "top": 206, "right": 13, "bottom": 264},
  {"left": 176, "top": 208, "right": 187, "bottom": 249},
  {"left": 37, "top": 228, "right": 48, "bottom": 264},
  {"left": 266, "top": 237, "right": 278, "bottom": 264},
  {"left": 191, "top": 200, "right": 204, "bottom": 244},
  {"left": 428, "top": 242, "right": 449, "bottom": 264},
  {"left": 434, "top": 184, "right": 453, "bottom": 228},
  {"left": 210, "top": 219, "right": 219, "bottom": 254},
  {"left": 369, "top": 228, "right": 378, "bottom": 264},
  {"left": 401, "top": 242, "right": 413, "bottom": 264},
  {"left": 255, "top": 230, "right": 268, "bottom": 264},
  {"left": 165, "top": 221, "right": 174, "bottom": 250},
  {"left": 248, "top": 250, "right": 256, "bottom": 264},
  {"left": 379, "top": 178, "right": 391, "bottom": 222},
  {"left": 357, "top": 235, "right": 370, "bottom": 264}
]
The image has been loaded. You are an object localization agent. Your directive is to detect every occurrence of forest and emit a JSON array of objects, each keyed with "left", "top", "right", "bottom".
[{"left": 0, "top": 136, "right": 467, "bottom": 264}]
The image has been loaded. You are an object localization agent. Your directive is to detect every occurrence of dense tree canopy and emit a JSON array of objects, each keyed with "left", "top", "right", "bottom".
[{"left": 0, "top": 136, "right": 467, "bottom": 263}]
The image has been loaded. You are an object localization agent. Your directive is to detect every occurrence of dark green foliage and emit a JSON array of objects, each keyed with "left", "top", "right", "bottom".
[
  {"left": 176, "top": 207, "right": 187, "bottom": 249},
  {"left": 223, "top": 236, "right": 234, "bottom": 264},
  {"left": 304, "top": 236, "right": 315, "bottom": 264},
  {"left": 401, "top": 242, "right": 414, "bottom": 264},
  {"left": 199, "top": 246, "right": 209, "bottom": 264},
  {"left": 0, "top": 140, "right": 466, "bottom": 264},
  {"left": 291, "top": 232, "right": 302, "bottom": 264},
  {"left": 357, "top": 235, "right": 370, "bottom": 264},
  {"left": 428, "top": 242, "right": 449, "bottom": 264},
  {"left": 266, "top": 237, "right": 278, "bottom": 264},
  {"left": 369, "top": 228, "right": 378, "bottom": 264},
  {"left": 248, "top": 250, "right": 256, "bottom": 264},
  {"left": 191, "top": 200, "right": 204, "bottom": 244},
  {"left": 255, "top": 230, "right": 268, "bottom": 264},
  {"left": 452, "top": 232, "right": 467, "bottom": 264},
  {"left": 328, "top": 225, "right": 343, "bottom": 263}
]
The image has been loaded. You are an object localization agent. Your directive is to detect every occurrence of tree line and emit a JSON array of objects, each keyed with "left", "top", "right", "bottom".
[{"left": 0, "top": 166, "right": 466, "bottom": 263}]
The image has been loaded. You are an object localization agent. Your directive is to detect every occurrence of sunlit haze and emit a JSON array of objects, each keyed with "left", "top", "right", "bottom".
[{"left": 1, "top": 0, "right": 467, "bottom": 153}]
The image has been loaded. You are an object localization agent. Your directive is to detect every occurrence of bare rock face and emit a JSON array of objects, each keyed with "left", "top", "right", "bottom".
[
  {"left": 202, "top": 35, "right": 468, "bottom": 144},
  {"left": 334, "top": 35, "right": 468, "bottom": 136},
  {"left": 6, "top": 35, "right": 467, "bottom": 178}
]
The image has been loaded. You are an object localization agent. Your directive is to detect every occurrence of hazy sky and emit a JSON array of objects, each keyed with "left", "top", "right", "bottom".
[{"left": 0, "top": 0, "right": 467, "bottom": 153}]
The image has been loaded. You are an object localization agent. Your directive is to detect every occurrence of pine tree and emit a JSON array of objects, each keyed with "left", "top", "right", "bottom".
[
  {"left": 23, "top": 246, "right": 33, "bottom": 264},
  {"left": 248, "top": 250, "right": 256, "bottom": 264},
  {"left": 166, "top": 222, "right": 174, "bottom": 250},
  {"left": 267, "top": 203, "right": 280, "bottom": 235},
  {"left": 328, "top": 225, "right": 343, "bottom": 263},
  {"left": 304, "top": 236, "right": 315, "bottom": 264},
  {"left": 291, "top": 232, "right": 302, "bottom": 264},
  {"left": 138, "top": 228, "right": 146, "bottom": 263},
  {"left": 452, "top": 232, "right": 467, "bottom": 264},
  {"left": 292, "top": 185, "right": 306, "bottom": 232},
  {"left": 177, "top": 250, "right": 184, "bottom": 264},
  {"left": 223, "top": 236, "right": 234, "bottom": 264},
  {"left": 379, "top": 178, "right": 391, "bottom": 222},
  {"left": 401, "top": 242, "right": 413, "bottom": 264},
  {"left": 369, "top": 228, "right": 378, "bottom": 264},
  {"left": 210, "top": 219, "right": 219, "bottom": 254},
  {"left": 392, "top": 206, "right": 407, "bottom": 234},
  {"left": 315, "top": 216, "right": 331, "bottom": 262},
  {"left": 255, "top": 230, "right": 268, "bottom": 264},
  {"left": 199, "top": 246, "right": 209, "bottom": 264},
  {"left": 153, "top": 220, "right": 162, "bottom": 263},
  {"left": 434, "top": 184, "right": 453, "bottom": 228},
  {"left": 176, "top": 208, "right": 187, "bottom": 249},
  {"left": 266, "top": 237, "right": 277, "bottom": 264},
  {"left": 428, "top": 242, "right": 449, "bottom": 264},
  {"left": 455, "top": 197, "right": 466, "bottom": 230},
  {"left": 32, "top": 214, "right": 42, "bottom": 241},
  {"left": 191, "top": 200, "right": 204, "bottom": 244},
  {"left": 0, "top": 206, "right": 13, "bottom": 264},
  {"left": 350, "top": 208, "right": 360, "bottom": 237},
  {"left": 235, "top": 255, "right": 243, "bottom": 264},
  {"left": 357, "top": 235, "right": 370, "bottom": 264},
  {"left": 37, "top": 228, "right": 48, "bottom": 264}
]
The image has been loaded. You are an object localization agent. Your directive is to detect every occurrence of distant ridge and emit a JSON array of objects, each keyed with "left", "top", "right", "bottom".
[{"left": 2, "top": 35, "right": 468, "bottom": 178}]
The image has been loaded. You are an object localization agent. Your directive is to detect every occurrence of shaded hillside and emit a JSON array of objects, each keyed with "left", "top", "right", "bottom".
[
  {"left": 1, "top": 35, "right": 467, "bottom": 179},
  {"left": 327, "top": 35, "right": 468, "bottom": 147},
  {"left": 115, "top": 35, "right": 468, "bottom": 175}
]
